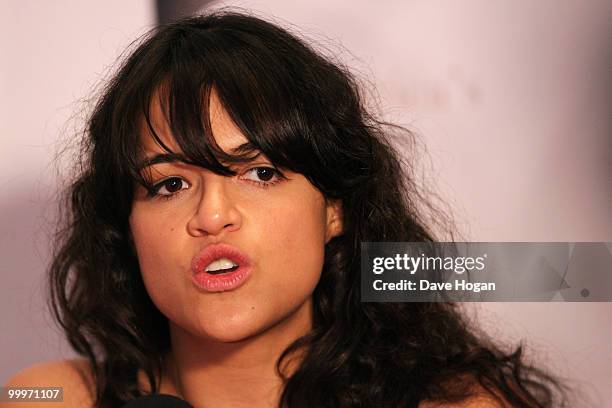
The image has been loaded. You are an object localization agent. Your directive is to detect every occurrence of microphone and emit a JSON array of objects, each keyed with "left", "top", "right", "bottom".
[{"left": 121, "top": 394, "right": 193, "bottom": 407}]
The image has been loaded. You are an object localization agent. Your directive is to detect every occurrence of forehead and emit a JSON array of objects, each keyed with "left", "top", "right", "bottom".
[{"left": 139, "top": 89, "right": 248, "bottom": 154}]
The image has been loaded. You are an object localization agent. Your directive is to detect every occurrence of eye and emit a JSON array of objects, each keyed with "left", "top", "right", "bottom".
[
  {"left": 151, "top": 177, "right": 190, "bottom": 197},
  {"left": 241, "top": 166, "right": 284, "bottom": 186}
]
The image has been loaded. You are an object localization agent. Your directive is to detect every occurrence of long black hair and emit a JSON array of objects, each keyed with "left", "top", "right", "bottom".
[{"left": 49, "top": 11, "right": 569, "bottom": 407}]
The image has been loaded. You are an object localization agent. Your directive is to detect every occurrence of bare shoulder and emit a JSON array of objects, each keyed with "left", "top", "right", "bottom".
[
  {"left": 419, "top": 394, "right": 507, "bottom": 408},
  {"left": 2, "top": 358, "right": 95, "bottom": 407},
  {"left": 419, "top": 380, "right": 512, "bottom": 408}
]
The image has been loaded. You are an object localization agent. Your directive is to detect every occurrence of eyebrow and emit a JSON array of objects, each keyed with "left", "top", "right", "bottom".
[
  {"left": 137, "top": 142, "right": 261, "bottom": 170},
  {"left": 137, "top": 152, "right": 187, "bottom": 170}
]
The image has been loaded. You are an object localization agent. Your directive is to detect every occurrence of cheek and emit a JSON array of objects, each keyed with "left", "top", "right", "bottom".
[
  {"left": 130, "top": 200, "right": 189, "bottom": 250},
  {"left": 128, "top": 209, "right": 187, "bottom": 304},
  {"left": 130, "top": 212, "right": 172, "bottom": 269},
  {"left": 257, "top": 194, "right": 328, "bottom": 297}
]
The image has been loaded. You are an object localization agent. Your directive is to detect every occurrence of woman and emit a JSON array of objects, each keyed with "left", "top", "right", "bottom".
[{"left": 6, "top": 11, "right": 567, "bottom": 408}]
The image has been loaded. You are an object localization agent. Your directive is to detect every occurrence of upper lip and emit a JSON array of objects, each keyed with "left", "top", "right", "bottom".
[{"left": 191, "top": 243, "right": 251, "bottom": 274}]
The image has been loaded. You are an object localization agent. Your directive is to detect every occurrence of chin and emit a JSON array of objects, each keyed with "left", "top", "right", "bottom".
[{"left": 189, "top": 308, "right": 272, "bottom": 343}]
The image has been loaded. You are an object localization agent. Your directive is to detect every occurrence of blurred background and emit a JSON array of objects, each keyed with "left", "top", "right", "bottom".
[{"left": 1, "top": 0, "right": 611, "bottom": 405}]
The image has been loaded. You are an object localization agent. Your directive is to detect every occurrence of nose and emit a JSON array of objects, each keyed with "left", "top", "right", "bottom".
[{"left": 186, "top": 174, "right": 242, "bottom": 237}]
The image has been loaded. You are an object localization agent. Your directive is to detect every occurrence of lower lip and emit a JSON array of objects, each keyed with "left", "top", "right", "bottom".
[{"left": 192, "top": 265, "right": 252, "bottom": 292}]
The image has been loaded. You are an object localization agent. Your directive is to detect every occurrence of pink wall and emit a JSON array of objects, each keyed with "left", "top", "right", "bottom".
[
  {"left": 2, "top": 0, "right": 610, "bottom": 405},
  {"left": 1, "top": 0, "right": 155, "bottom": 383}
]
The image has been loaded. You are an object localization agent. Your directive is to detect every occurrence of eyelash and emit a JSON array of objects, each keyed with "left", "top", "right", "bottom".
[{"left": 147, "top": 166, "right": 285, "bottom": 201}]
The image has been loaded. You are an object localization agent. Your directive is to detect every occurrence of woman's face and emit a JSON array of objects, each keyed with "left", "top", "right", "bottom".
[{"left": 129, "top": 92, "right": 342, "bottom": 343}]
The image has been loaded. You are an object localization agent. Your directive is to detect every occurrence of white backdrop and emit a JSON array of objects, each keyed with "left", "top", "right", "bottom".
[{"left": 2, "top": 0, "right": 611, "bottom": 405}]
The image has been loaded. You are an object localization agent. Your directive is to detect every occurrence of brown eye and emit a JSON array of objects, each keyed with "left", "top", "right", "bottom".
[
  {"left": 153, "top": 177, "right": 190, "bottom": 196},
  {"left": 255, "top": 167, "right": 275, "bottom": 181},
  {"left": 243, "top": 166, "right": 280, "bottom": 184}
]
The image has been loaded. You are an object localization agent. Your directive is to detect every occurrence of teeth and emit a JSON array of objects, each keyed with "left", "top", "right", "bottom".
[{"left": 205, "top": 257, "right": 238, "bottom": 272}]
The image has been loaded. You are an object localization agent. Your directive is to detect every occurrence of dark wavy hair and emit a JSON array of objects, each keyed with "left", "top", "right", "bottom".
[{"left": 49, "top": 11, "right": 569, "bottom": 408}]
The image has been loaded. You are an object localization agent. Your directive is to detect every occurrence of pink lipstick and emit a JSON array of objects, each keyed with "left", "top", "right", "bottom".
[{"left": 191, "top": 243, "right": 252, "bottom": 292}]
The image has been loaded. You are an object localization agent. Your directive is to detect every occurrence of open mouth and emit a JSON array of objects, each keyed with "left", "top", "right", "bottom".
[{"left": 191, "top": 243, "right": 252, "bottom": 292}]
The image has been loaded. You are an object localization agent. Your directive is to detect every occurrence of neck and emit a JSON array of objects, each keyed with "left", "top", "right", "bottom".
[{"left": 166, "top": 299, "right": 312, "bottom": 408}]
